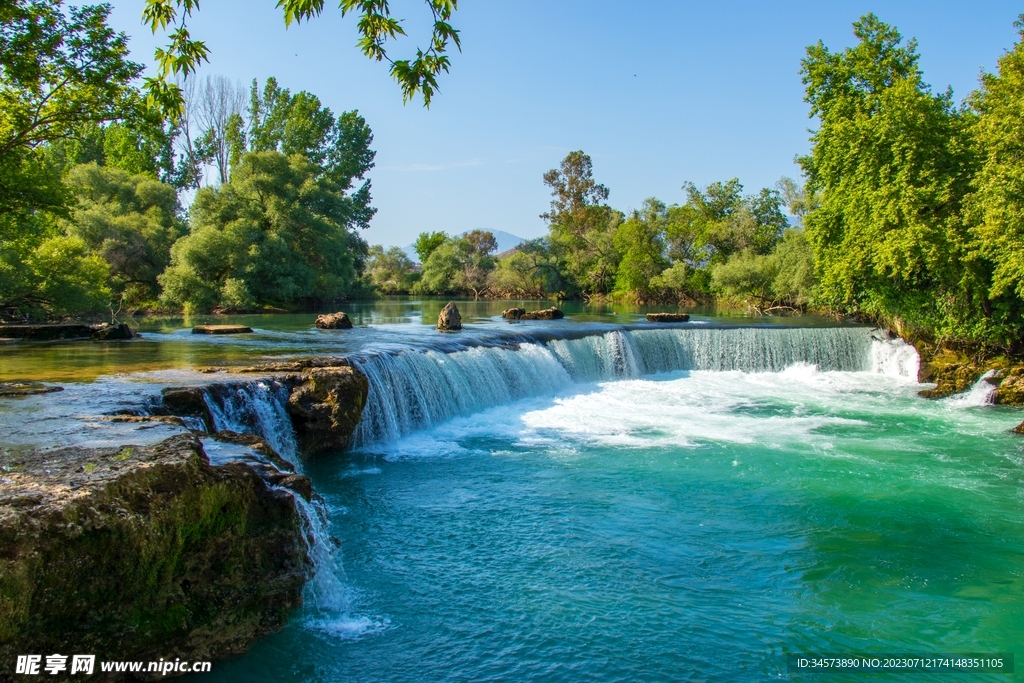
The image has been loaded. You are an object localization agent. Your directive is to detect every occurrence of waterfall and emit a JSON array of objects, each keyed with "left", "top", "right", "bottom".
[
  {"left": 353, "top": 325, "right": 904, "bottom": 446},
  {"left": 203, "top": 380, "right": 300, "bottom": 468},
  {"left": 945, "top": 370, "right": 998, "bottom": 408}
]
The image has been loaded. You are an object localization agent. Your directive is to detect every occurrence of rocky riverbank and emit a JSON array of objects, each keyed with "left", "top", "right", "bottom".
[
  {"left": 0, "top": 354, "right": 372, "bottom": 678},
  {"left": 0, "top": 434, "right": 311, "bottom": 679}
]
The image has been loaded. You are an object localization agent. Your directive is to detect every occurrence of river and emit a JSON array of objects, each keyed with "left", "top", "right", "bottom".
[{"left": 2, "top": 299, "right": 1021, "bottom": 681}]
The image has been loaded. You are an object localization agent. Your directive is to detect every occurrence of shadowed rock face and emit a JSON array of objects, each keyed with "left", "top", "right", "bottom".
[
  {"left": 646, "top": 313, "right": 690, "bottom": 323},
  {"left": 315, "top": 312, "right": 353, "bottom": 330},
  {"left": 286, "top": 367, "right": 369, "bottom": 454},
  {"left": 437, "top": 302, "right": 462, "bottom": 331},
  {"left": 0, "top": 323, "right": 136, "bottom": 341},
  {"left": 0, "top": 435, "right": 309, "bottom": 676}
]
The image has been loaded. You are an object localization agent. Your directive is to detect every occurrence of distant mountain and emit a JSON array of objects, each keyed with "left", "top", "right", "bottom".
[{"left": 402, "top": 230, "right": 525, "bottom": 263}]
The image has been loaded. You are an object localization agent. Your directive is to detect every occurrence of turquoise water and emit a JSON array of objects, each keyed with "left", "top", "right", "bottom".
[
  {"left": 197, "top": 361, "right": 1024, "bottom": 681},
  {"left": 4, "top": 302, "right": 1022, "bottom": 680}
]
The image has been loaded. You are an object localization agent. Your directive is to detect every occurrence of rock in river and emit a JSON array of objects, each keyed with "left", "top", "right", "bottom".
[
  {"left": 521, "top": 306, "right": 564, "bottom": 320},
  {"left": 315, "top": 312, "right": 353, "bottom": 329},
  {"left": 646, "top": 313, "right": 690, "bottom": 323},
  {"left": 502, "top": 307, "right": 526, "bottom": 320},
  {"left": 437, "top": 302, "right": 462, "bottom": 331},
  {"left": 286, "top": 366, "right": 369, "bottom": 454},
  {"left": 192, "top": 324, "right": 254, "bottom": 335}
]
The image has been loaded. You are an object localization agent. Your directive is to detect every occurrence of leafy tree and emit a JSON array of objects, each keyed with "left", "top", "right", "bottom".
[
  {"left": 488, "top": 238, "right": 565, "bottom": 299},
  {"left": 415, "top": 231, "right": 498, "bottom": 298},
  {"left": 967, "top": 19, "right": 1024, "bottom": 325},
  {"left": 140, "top": 0, "right": 461, "bottom": 116},
  {"left": 541, "top": 151, "right": 622, "bottom": 296},
  {"left": 415, "top": 238, "right": 463, "bottom": 295},
  {"left": 61, "top": 163, "right": 185, "bottom": 305},
  {"left": 711, "top": 229, "right": 817, "bottom": 313},
  {"left": 159, "top": 151, "right": 369, "bottom": 311},
  {"left": 0, "top": 0, "right": 149, "bottom": 318},
  {"left": 414, "top": 231, "right": 448, "bottom": 263},
  {"left": 613, "top": 199, "right": 669, "bottom": 302},
  {"left": 364, "top": 245, "right": 418, "bottom": 294},
  {"left": 800, "top": 14, "right": 982, "bottom": 344},
  {"left": 230, "top": 78, "right": 377, "bottom": 194}
]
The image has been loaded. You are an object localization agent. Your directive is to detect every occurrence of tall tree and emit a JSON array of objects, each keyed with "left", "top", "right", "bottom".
[
  {"left": 800, "top": 14, "right": 981, "bottom": 344},
  {"left": 541, "top": 151, "right": 621, "bottom": 297}
]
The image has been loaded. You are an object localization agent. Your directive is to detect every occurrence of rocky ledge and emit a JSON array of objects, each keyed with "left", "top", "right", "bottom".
[
  {"left": 168, "top": 358, "right": 370, "bottom": 456},
  {"left": 0, "top": 434, "right": 311, "bottom": 677},
  {"left": 0, "top": 323, "right": 135, "bottom": 342}
]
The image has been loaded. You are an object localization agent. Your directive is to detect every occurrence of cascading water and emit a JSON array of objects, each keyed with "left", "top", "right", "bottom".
[
  {"left": 203, "top": 379, "right": 300, "bottom": 467},
  {"left": 352, "top": 325, "right": 912, "bottom": 446}
]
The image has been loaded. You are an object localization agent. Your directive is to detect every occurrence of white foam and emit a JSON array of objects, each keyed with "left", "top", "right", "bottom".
[
  {"left": 870, "top": 335, "right": 920, "bottom": 381},
  {"left": 944, "top": 370, "right": 997, "bottom": 408}
]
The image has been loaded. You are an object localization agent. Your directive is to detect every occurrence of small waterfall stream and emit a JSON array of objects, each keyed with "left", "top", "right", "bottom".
[{"left": 203, "top": 379, "right": 300, "bottom": 467}]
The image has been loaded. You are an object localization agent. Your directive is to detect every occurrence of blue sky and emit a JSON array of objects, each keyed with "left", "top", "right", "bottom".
[{"left": 107, "top": 1, "right": 1022, "bottom": 248}]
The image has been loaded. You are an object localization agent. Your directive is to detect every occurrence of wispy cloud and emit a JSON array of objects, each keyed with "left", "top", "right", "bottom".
[{"left": 382, "top": 159, "right": 485, "bottom": 172}]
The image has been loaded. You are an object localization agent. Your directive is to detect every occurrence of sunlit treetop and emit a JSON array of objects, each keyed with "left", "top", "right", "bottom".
[{"left": 141, "top": 0, "right": 461, "bottom": 120}]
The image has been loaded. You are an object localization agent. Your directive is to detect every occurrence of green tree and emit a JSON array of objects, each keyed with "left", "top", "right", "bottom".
[
  {"left": 800, "top": 14, "right": 982, "bottom": 344},
  {"left": 488, "top": 238, "right": 565, "bottom": 299},
  {"left": 61, "top": 163, "right": 185, "bottom": 306},
  {"left": 712, "top": 229, "right": 817, "bottom": 313},
  {"left": 414, "top": 231, "right": 448, "bottom": 263},
  {"left": 967, "top": 18, "right": 1024, "bottom": 335},
  {"left": 541, "top": 151, "right": 622, "bottom": 297},
  {"left": 159, "top": 151, "right": 369, "bottom": 312},
  {"left": 613, "top": 199, "right": 669, "bottom": 302},
  {"left": 365, "top": 245, "right": 418, "bottom": 294},
  {"left": 0, "top": 1, "right": 148, "bottom": 318},
  {"left": 140, "top": 0, "right": 461, "bottom": 116},
  {"left": 414, "top": 231, "right": 498, "bottom": 298}
]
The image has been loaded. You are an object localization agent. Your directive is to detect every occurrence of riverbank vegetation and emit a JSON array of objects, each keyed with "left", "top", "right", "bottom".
[{"left": 3, "top": 4, "right": 1024, "bottom": 355}]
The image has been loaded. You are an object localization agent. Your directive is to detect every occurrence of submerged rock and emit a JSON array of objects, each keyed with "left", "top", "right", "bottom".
[
  {"left": 437, "top": 302, "right": 462, "bottom": 330},
  {"left": 646, "top": 313, "right": 690, "bottom": 323},
  {"left": 0, "top": 382, "right": 64, "bottom": 398},
  {"left": 286, "top": 366, "right": 369, "bottom": 454},
  {"left": 502, "top": 307, "right": 526, "bottom": 320},
  {"left": 315, "top": 312, "right": 353, "bottom": 330},
  {"left": 0, "top": 434, "right": 309, "bottom": 672},
  {"left": 192, "top": 324, "right": 253, "bottom": 335},
  {"left": 521, "top": 306, "right": 564, "bottom": 320}
]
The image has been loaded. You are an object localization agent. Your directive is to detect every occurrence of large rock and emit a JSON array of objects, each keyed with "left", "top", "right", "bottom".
[
  {"left": 502, "top": 307, "right": 526, "bottom": 320},
  {"left": 646, "top": 312, "right": 690, "bottom": 323},
  {"left": 0, "top": 323, "right": 135, "bottom": 341},
  {"left": 0, "top": 434, "right": 309, "bottom": 673},
  {"left": 161, "top": 387, "right": 215, "bottom": 432},
  {"left": 437, "top": 302, "right": 462, "bottom": 330},
  {"left": 521, "top": 306, "right": 564, "bottom": 320},
  {"left": 286, "top": 366, "right": 369, "bottom": 454},
  {"left": 994, "top": 368, "right": 1024, "bottom": 406},
  {"left": 315, "top": 312, "right": 353, "bottom": 330}
]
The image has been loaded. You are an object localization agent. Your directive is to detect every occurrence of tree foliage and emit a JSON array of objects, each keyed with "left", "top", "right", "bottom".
[
  {"left": 799, "top": 13, "right": 1007, "bottom": 347},
  {"left": 141, "top": 0, "right": 461, "bottom": 117},
  {"left": 158, "top": 151, "right": 369, "bottom": 312},
  {"left": 61, "top": 163, "right": 185, "bottom": 305}
]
